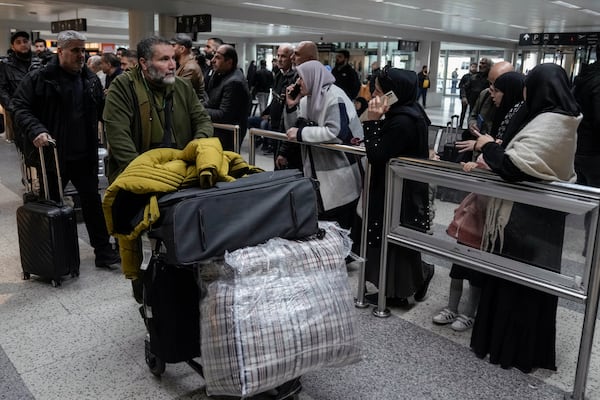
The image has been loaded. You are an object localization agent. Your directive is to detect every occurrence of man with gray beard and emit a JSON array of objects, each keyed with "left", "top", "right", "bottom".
[
  {"left": 103, "top": 35, "right": 213, "bottom": 301},
  {"left": 103, "top": 36, "right": 213, "bottom": 183}
]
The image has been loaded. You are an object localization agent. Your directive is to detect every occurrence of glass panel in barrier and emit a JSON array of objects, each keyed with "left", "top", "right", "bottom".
[{"left": 385, "top": 161, "right": 600, "bottom": 301}]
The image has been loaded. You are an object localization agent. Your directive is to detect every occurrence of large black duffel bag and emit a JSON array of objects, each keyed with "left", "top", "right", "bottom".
[{"left": 148, "top": 169, "right": 320, "bottom": 265}]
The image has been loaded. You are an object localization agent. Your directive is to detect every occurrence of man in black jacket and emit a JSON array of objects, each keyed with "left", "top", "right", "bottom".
[
  {"left": 0, "top": 31, "right": 41, "bottom": 144},
  {"left": 10, "top": 30, "right": 120, "bottom": 269},
  {"left": 203, "top": 44, "right": 250, "bottom": 151},
  {"left": 332, "top": 49, "right": 360, "bottom": 100}
]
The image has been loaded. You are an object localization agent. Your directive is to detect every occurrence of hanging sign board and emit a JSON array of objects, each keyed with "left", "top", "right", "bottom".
[
  {"left": 176, "top": 14, "right": 212, "bottom": 33},
  {"left": 51, "top": 18, "right": 87, "bottom": 33}
]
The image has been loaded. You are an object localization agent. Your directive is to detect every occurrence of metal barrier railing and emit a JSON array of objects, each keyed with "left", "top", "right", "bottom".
[
  {"left": 376, "top": 157, "right": 600, "bottom": 400},
  {"left": 212, "top": 123, "right": 240, "bottom": 154},
  {"left": 248, "top": 128, "right": 372, "bottom": 308}
]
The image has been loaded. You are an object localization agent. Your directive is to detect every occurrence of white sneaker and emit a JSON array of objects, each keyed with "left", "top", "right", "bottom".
[
  {"left": 451, "top": 314, "right": 474, "bottom": 332},
  {"left": 432, "top": 308, "right": 457, "bottom": 325}
]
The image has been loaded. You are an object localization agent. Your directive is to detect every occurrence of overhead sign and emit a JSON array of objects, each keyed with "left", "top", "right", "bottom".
[
  {"left": 317, "top": 43, "right": 337, "bottom": 52},
  {"left": 519, "top": 32, "right": 599, "bottom": 47},
  {"left": 176, "top": 14, "right": 212, "bottom": 33},
  {"left": 398, "top": 40, "right": 419, "bottom": 52},
  {"left": 50, "top": 18, "right": 87, "bottom": 33}
]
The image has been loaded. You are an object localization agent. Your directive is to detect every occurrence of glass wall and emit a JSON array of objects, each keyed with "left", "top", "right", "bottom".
[{"left": 437, "top": 49, "right": 506, "bottom": 96}]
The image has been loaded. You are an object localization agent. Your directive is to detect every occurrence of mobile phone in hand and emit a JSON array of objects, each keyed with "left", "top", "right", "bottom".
[
  {"left": 477, "top": 114, "right": 485, "bottom": 130},
  {"left": 289, "top": 83, "right": 301, "bottom": 99},
  {"left": 384, "top": 90, "right": 398, "bottom": 106}
]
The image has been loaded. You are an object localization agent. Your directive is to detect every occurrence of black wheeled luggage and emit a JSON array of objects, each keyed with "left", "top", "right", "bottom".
[
  {"left": 16, "top": 141, "right": 80, "bottom": 287},
  {"left": 149, "top": 169, "right": 319, "bottom": 265}
]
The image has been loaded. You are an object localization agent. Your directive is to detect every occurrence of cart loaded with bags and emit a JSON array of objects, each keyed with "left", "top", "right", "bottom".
[{"left": 117, "top": 164, "right": 361, "bottom": 399}]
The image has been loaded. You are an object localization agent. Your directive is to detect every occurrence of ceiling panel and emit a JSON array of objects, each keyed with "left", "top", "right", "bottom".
[{"left": 0, "top": 0, "right": 599, "bottom": 48}]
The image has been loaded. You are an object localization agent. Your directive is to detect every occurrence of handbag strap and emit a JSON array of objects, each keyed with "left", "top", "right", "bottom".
[{"left": 307, "top": 146, "right": 325, "bottom": 212}]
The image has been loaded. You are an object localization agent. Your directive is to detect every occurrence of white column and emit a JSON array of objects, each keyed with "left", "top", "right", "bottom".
[{"left": 128, "top": 10, "right": 155, "bottom": 48}]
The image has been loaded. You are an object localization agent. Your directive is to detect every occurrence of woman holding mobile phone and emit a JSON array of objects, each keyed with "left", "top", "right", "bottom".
[
  {"left": 359, "top": 67, "right": 434, "bottom": 306},
  {"left": 283, "top": 60, "right": 364, "bottom": 230}
]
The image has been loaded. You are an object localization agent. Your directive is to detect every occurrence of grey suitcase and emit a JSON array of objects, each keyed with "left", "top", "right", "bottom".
[{"left": 148, "top": 169, "right": 320, "bottom": 265}]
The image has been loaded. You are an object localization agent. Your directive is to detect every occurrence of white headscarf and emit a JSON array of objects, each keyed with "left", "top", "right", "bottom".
[{"left": 296, "top": 60, "right": 336, "bottom": 119}]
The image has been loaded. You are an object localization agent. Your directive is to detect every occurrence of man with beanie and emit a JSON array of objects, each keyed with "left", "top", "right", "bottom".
[{"left": 0, "top": 31, "right": 41, "bottom": 144}]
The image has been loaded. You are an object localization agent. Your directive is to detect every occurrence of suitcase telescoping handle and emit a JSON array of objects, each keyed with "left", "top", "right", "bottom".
[{"left": 39, "top": 138, "right": 65, "bottom": 204}]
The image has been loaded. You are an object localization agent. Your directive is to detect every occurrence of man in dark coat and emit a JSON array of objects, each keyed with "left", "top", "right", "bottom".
[
  {"left": 203, "top": 44, "right": 251, "bottom": 151},
  {"left": 0, "top": 31, "right": 41, "bottom": 144},
  {"left": 10, "top": 30, "right": 120, "bottom": 269},
  {"left": 332, "top": 49, "right": 360, "bottom": 100}
]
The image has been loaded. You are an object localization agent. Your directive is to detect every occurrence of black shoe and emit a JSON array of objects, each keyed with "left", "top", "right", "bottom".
[
  {"left": 414, "top": 262, "right": 435, "bottom": 302},
  {"left": 95, "top": 248, "right": 121, "bottom": 269},
  {"left": 132, "top": 279, "right": 143, "bottom": 304},
  {"left": 365, "top": 293, "right": 408, "bottom": 307}
]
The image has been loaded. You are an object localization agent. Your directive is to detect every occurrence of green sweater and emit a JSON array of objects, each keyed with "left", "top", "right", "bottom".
[{"left": 103, "top": 65, "right": 213, "bottom": 182}]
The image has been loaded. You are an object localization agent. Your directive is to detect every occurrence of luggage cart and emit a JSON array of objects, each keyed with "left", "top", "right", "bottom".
[{"left": 138, "top": 236, "right": 302, "bottom": 400}]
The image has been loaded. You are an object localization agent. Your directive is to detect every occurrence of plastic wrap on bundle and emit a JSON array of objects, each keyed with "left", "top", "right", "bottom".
[{"left": 200, "top": 221, "right": 361, "bottom": 397}]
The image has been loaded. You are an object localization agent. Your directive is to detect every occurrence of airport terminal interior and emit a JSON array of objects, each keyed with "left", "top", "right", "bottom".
[{"left": 2, "top": 0, "right": 600, "bottom": 399}]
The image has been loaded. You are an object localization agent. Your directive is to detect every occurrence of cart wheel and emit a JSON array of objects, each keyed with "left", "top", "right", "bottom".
[
  {"left": 22, "top": 272, "right": 30, "bottom": 280},
  {"left": 145, "top": 337, "right": 165, "bottom": 376},
  {"left": 51, "top": 279, "right": 61, "bottom": 288}
]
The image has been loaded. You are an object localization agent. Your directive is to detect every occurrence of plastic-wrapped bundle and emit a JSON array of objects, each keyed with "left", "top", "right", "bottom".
[{"left": 200, "top": 221, "right": 361, "bottom": 397}]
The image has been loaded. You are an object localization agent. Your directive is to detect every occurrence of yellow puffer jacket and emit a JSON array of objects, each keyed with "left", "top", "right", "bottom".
[{"left": 102, "top": 137, "right": 263, "bottom": 279}]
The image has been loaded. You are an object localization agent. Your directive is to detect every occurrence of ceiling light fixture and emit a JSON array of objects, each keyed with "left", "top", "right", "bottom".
[
  {"left": 551, "top": 1, "right": 581, "bottom": 9},
  {"left": 422, "top": 26, "right": 444, "bottom": 31},
  {"left": 242, "top": 2, "right": 285, "bottom": 10},
  {"left": 330, "top": 14, "right": 362, "bottom": 20},
  {"left": 509, "top": 24, "right": 529, "bottom": 29},
  {"left": 366, "top": 19, "right": 394, "bottom": 24},
  {"left": 382, "top": 2, "right": 420, "bottom": 9},
  {"left": 0, "top": 2, "right": 24, "bottom": 6},
  {"left": 289, "top": 9, "right": 330, "bottom": 16},
  {"left": 579, "top": 8, "right": 600, "bottom": 16},
  {"left": 422, "top": 8, "right": 445, "bottom": 14}
]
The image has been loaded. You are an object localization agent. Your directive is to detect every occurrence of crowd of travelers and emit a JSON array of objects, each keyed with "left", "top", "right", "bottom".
[{"left": 1, "top": 28, "right": 598, "bottom": 376}]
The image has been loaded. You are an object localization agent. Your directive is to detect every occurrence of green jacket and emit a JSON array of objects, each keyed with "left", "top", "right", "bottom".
[{"left": 103, "top": 65, "right": 213, "bottom": 182}]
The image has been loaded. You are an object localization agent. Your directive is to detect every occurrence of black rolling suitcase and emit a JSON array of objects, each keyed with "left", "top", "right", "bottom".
[{"left": 16, "top": 141, "right": 80, "bottom": 287}]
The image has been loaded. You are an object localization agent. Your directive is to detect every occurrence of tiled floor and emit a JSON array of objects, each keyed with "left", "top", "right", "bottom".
[{"left": 1, "top": 99, "right": 600, "bottom": 399}]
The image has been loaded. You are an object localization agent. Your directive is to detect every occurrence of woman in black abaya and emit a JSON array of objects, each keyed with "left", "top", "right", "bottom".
[{"left": 469, "top": 63, "right": 581, "bottom": 372}]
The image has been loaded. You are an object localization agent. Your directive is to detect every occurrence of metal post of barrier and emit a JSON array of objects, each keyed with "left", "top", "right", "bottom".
[
  {"left": 212, "top": 123, "right": 240, "bottom": 154},
  {"left": 372, "top": 162, "right": 393, "bottom": 318},
  {"left": 354, "top": 160, "right": 371, "bottom": 308},
  {"left": 570, "top": 214, "right": 600, "bottom": 400}
]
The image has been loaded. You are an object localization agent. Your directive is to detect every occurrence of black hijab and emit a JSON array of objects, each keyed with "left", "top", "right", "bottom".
[
  {"left": 377, "top": 67, "right": 430, "bottom": 124},
  {"left": 501, "top": 63, "right": 580, "bottom": 146},
  {"left": 491, "top": 71, "right": 524, "bottom": 136}
]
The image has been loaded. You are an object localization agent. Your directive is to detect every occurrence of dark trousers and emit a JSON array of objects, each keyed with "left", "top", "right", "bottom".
[
  {"left": 416, "top": 88, "right": 427, "bottom": 107},
  {"left": 42, "top": 158, "right": 111, "bottom": 255}
]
